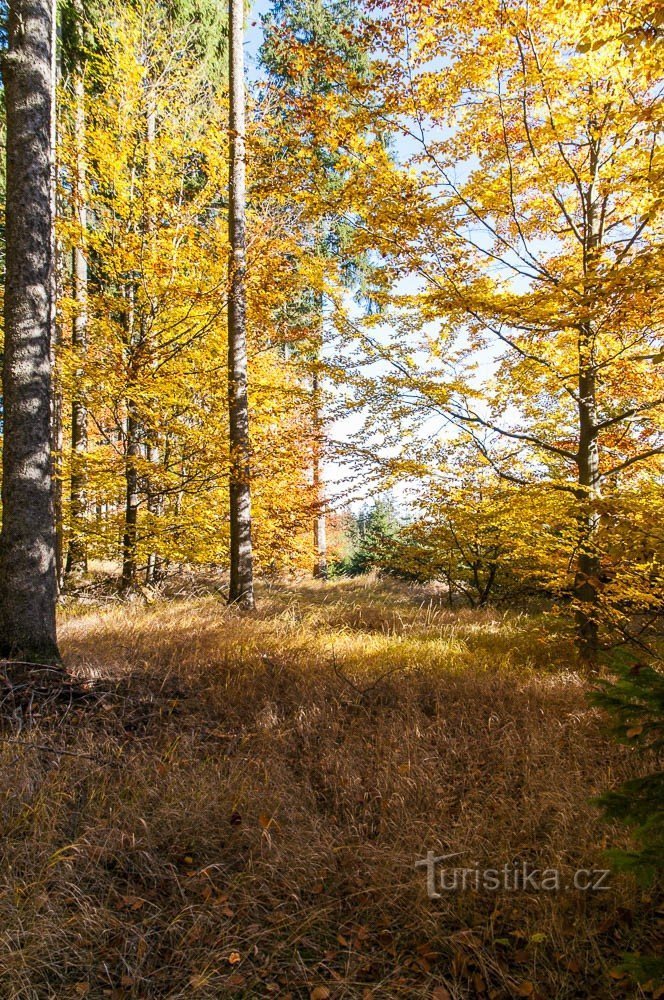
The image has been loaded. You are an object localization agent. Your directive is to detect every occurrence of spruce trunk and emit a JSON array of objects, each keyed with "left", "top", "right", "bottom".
[{"left": 0, "top": 0, "right": 60, "bottom": 662}]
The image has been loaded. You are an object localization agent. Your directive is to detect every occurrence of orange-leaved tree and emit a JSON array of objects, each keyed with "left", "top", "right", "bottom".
[{"left": 332, "top": 0, "right": 663, "bottom": 660}]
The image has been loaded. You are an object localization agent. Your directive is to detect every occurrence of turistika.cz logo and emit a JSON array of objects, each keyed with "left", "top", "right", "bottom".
[{"left": 415, "top": 852, "right": 611, "bottom": 896}]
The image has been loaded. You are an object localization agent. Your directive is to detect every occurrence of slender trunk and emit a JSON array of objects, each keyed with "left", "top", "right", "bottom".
[
  {"left": 143, "top": 101, "right": 163, "bottom": 585},
  {"left": 312, "top": 451, "right": 328, "bottom": 579},
  {"left": 0, "top": 0, "right": 60, "bottom": 662},
  {"left": 121, "top": 285, "right": 140, "bottom": 591},
  {"left": 312, "top": 315, "right": 327, "bottom": 579},
  {"left": 573, "top": 129, "right": 602, "bottom": 663},
  {"left": 66, "top": 66, "right": 89, "bottom": 575},
  {"left": 145, "top": 438, "right": 164, "bottom": 584},
  {"left": 227, "top": 0, "right": 255, "bottom": 609},
  {"left": 574, "top": 358, "right": 601, "bottom": 661},
  {"left": 122, "top": 407, "right": 141, "bottom": 590},
  {"left": 478, "top": 563, "right": 497, "bottom": 608}
]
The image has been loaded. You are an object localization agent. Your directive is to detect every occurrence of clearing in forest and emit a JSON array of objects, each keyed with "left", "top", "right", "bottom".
[{"left": 0, "top": 580, "right": 657, "bottom": 999}]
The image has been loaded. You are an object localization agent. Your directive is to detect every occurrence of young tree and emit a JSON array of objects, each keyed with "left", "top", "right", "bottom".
[
  {"left": 0, "top": 0, "right": 60, "bottom": 662},
  {"left": 227, "top": 0, "right": 255, "bottom": 608}
]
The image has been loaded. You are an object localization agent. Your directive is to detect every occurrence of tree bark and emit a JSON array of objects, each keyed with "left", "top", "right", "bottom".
[
  {"left": 120, "top": 279, "right": 141, "bottom": 592},
  {"left": 52, "top": 357, "right": 65, "bottom": 585},
  {"left": 66, "top": 62, "right": 89, "bottom": 575},
  {"left": 143, "top": 99, "right": 164, "bottom": 587},
  {"left": 0, "top": 0, "right": 60, "bottom": 662},
  {"left": 227, "top": 0, "right": 255, "bottom": 610},
  {"left": 573, "top": 128, "right": 603, "bottom": 664},
  {"left": 145, "top": 438, "right": 164, "bottom": 585},
  {"left": 121, "top": 407, "right": 141, "bottom": 591},
  {"left": 312, "top": 346, "right": 327, "bottom": 580},
  {"left": 312, "top": 452, "right": 328, "bottom": 579},
  {"left": 574, "top": 352, "right": 601, "bottom": 661}
]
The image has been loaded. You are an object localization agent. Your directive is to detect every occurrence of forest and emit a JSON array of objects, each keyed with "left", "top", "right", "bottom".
[{"left": 0, "top": 0, "right": 662, "bottom": 997}]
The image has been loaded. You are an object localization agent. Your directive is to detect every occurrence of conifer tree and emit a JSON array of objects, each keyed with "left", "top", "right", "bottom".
[
  {"left": 261, "top": 0, "right": 369, "bottom": 579},
  {"left": 0, "top": 0, "right": 60, "bottom": 662},
  {"left": 592, "top": 662, "right": 664, "bottom": 980}
]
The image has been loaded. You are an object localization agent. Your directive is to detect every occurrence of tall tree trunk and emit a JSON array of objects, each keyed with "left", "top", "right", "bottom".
[
  {"left": 0, "top": 0, "right": 60, "bottom": 662},
  {"left": 312, "top": 320, "right": 327, "bottom": 579},
  {"left": 227, "top": 0, "right": 255, "bottom": 610},
  {"left": 143, "top": 100, "right": 163, "bottom": 586},
  {"left": 573, "top": 128, "right": 602, "bottom": 664},
  {"left": 121, "top": 281, "right": 140, "bottom": 592},
  {"left": 66, "top": 63, "right": 89, "bottom": 575}
]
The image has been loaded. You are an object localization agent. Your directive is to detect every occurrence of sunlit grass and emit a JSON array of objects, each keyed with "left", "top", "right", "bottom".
[{"left": 0, "top": 579, "right": 654, "bottom": 999}]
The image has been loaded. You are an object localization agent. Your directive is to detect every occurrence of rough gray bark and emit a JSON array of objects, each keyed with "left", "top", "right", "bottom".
[
  {"left": 0, "top": 0, "right": 61, "bottom": 662},
  {"left": 227, "top": 0, "right": 255, "bottom": 609},
  {"left": 66, "top": 64, "right": 89, "bottom": 575}
]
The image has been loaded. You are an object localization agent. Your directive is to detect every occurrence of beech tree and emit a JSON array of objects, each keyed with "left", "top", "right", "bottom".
[
  {"left": 55, "top": 6, "right": 319, "bottom": 586},
  {"left": 330, "top": 0, "right": 663, "bottom": 661},
  {"left": 0, "top": 0, "right": 60, "bottom": 661}
]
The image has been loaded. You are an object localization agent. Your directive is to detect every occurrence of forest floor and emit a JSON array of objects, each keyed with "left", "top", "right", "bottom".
[{"left": 0, "top": 577, "right": 660, "bottom": 999}]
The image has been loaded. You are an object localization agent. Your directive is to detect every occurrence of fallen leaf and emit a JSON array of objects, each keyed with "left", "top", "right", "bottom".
[
  {"left": 119, "top": 895, "right": 145, "bottom": 911},
  {"left": 515, "top": 984, "right": 534, "bottom": 997},
  {"left": 432, "top": 987, "right": 451, "bottom": 1000},
  {"left": 259, "top": 813, "right": 278, "bottom": 830},
  {"left": 310, "top": 989, "right": 331, "bottom": 1000}
]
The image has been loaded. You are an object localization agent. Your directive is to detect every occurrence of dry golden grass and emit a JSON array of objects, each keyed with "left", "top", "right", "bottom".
[{"left": 0, "top": 579, "right": 659, "bottom": 999}]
